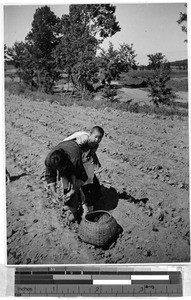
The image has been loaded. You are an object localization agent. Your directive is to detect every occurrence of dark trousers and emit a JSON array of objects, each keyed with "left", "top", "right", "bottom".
[{"left": 81, "top": 175, "right": 102, "bottom": 206}]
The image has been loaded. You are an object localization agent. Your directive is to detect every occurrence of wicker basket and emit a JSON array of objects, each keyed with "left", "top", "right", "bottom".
[{"left": 79, "top": 210, "right": 119, "bottom": 247}]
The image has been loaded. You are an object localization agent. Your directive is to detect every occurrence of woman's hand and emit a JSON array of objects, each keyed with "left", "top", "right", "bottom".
[{"left": 64, "top": 188, "right": 75, "bottom": 202}]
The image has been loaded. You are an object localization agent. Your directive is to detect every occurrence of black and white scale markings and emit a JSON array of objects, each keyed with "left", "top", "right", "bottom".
[{"left": 15, "top": 266, "right": 182, "bottom": 297}]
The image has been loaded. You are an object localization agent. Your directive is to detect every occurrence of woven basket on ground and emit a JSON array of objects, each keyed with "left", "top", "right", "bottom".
[{"left": 79, "top": 210, "right": 119, "bottom": 247}]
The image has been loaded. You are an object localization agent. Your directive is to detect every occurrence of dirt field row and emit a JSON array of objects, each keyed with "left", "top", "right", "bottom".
[{"left": 5, "top": 90, "right": 190, "bottom": 264}]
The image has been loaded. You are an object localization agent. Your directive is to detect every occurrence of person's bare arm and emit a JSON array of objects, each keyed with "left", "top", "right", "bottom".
[
  {"left": 64, "top": 176, "right": 84, "bottom": 201},
  {"left": 48, "top": 183, "right": 59, "bottom": 203}
]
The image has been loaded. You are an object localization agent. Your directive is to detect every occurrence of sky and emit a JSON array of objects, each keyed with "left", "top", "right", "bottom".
[{"left": 3, "top": 1, "right": 188, "bottom": 65}]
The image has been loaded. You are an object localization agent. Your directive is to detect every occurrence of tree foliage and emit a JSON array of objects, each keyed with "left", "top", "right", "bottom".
[
  {"left": 147, "top": 53, "right": 166, "bottom": 70},
  {"left": 4, "top": 44, "right": 14, "bottom": 71},
  {"left": 55, "top": 4, "right": 120, "bottom": 99},
  {"left": 67, "top": 4, "right": 121, "bottom": 41},
  {"left": 10, "top": 41, "right": 34, "bottom": 86},
  {"left": 177, "top": 4, "right": 187, "bottom": 42},
  {"left": 147, "top": 53, "right": 175, "bottom": 106},
  {"left": 98, "top": 42, "right": 120, "bottom": 85},
  {"left": 9, "top": 4, "right": 122, "bottom": 97},
  {"left": 25, "top": 6, "right": 60, "bottom": 92},
  {"left": 97, "top": 42, "right": 137, "bottom": 101},
  {"left": 4, "top": 44, "right": 13, "bottom": 60},
  {"left": 98, "top": 42, "right": 137, "bottom": 85},
  {"left": 118, "top": 43, "right": 137, "bottom": 72}
]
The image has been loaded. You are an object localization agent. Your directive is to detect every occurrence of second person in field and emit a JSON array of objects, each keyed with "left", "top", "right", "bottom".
[{"left": 63, "top": 126, "right": 104, "bottom": 217}]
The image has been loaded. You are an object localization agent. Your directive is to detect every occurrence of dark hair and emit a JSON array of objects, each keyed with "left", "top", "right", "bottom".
[
  {"left": 50, "top": 149, "right": 69, "bottom": 169},
  {"left": 91, "top": 126, "right": 104, "bottom": 137}
]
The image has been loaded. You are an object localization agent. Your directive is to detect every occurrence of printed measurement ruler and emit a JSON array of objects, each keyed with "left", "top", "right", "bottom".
[{"left": 15, "top": 267, "right": 182, "bottom": 297}]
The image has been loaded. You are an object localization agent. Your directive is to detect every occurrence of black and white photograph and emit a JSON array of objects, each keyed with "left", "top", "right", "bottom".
[{"left": 3, "top": 2, "right": 190, "bottom": 265}]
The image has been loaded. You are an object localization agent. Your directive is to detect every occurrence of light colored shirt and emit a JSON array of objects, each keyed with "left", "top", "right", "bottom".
[
  {"left": 63, "top": 131, "right": 90, "bottom": 148},
  {"left": 63, "top": 130, "right": 100, "bottom": 166}
]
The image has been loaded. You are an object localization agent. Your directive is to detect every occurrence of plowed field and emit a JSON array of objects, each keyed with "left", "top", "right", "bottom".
[{"left": 5, "top": 90, "right": 190, "bottom": 264}]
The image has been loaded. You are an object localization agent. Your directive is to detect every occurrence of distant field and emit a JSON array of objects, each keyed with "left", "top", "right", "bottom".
[
  {"left": 120, "top": 70, "right": 188, "bottom": 92},
  {"left": 170, "top": 70, "right": 188, "bottom": 78},
  {"left": 121, "top": 69, "right": 188, "bottom": 80}
]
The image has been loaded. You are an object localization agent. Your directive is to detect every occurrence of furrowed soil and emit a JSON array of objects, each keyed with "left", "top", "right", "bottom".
[{"left": 5, "top": 90, "right": 190, "bottom": 264}]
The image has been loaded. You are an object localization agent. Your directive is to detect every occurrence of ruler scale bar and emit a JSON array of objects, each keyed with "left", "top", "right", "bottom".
[
  {"left": 15, "top": 268, "right": 181, "bottom": 275},
  {"left": 131, "top": 275, "right": 169, "bottom": 280},
  {"left": 15, "top": 284, "right": 183, "bottom": 296},
  {"left": 92, "top": 275, "right": 131, "bottom": 280},
  {"left": 83, "top": 271, "right": 100, "bottom": 275},
  {"left": 16, "top": 275, "right": 53, "bottom": 279},
  {"left": 16, "top": 267, "right": 180, "bottom": 273},
  {"left": 53, "top": 275, "right": 91, "bottom": 280},
  {"left": 131, "top": 280, "right": 170, "bottom": 285},
  {"left": 16, "top": 280, "right": 93, "bottom": 285},
  {"left": 15, "top": 268, "right": 182, "bottom": 297},
  {"left": 93, "top": 280, "right": 131, "bottom": 285},
  {"left": 15, "top": 271, "right": 181, "bottom": 276}
]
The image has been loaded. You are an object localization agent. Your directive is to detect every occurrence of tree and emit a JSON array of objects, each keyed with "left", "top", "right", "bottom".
[
  {"left": 55, "top": 13, "right": 99, "bottom": 99},
  {"left": 55, "top": 4, "right": 121, "bottom": 99},
  {"left": 68, "top": 4, "right": 121, "bottom": 42},
  {"left": 177, "top": 4, "right": 187, "bottom": 42},
  {"left": 98, "top": 42, "right": 137, "bottom": 85},
  {"left": 4, "top": 44, "right": 14, "bottom": 71},
  {"left": 97, "top": 42, "right": 137, "bottom": 101},
  {"left": 118, "top": 43, "right": 137, "bottom": 72},
  {"left": 25, "top": 6, "right": 61, "bottom": 92},
  {"left": 98, "top": 42, "right": 119, "bottom": 85},
  {"left": 4, "top": 44, "right": 13, "bottom": 61},
  {"left": 11, "top": 41, "right": 35, "bottom": 87},
  {"left": 147, "top": 53, "right": 175, "bottom": 106},
  {"left": 147, "top": 52, "right": 166, "bottom": 70}
]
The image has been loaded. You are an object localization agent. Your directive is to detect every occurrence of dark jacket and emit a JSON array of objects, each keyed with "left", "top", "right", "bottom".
[{"left": 45, "top": 140, "right": 88, "bottom": 184}]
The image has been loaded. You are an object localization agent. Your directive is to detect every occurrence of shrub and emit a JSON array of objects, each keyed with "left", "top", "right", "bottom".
[
  {"left": 148, "top": 64, "right": 176, "bottom": 106},
  {"left": 148, "top": 75, "right": 176, "bottom": 106}
]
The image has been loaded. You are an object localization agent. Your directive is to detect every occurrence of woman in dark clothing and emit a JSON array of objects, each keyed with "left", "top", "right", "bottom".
[{"left": 45, "top": 140, "right": 88, "bottom": 222}]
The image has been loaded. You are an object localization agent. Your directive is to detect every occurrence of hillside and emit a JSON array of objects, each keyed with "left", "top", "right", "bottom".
[{"left": 170, "top": 59, "right": 188, "bottom": 67}]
